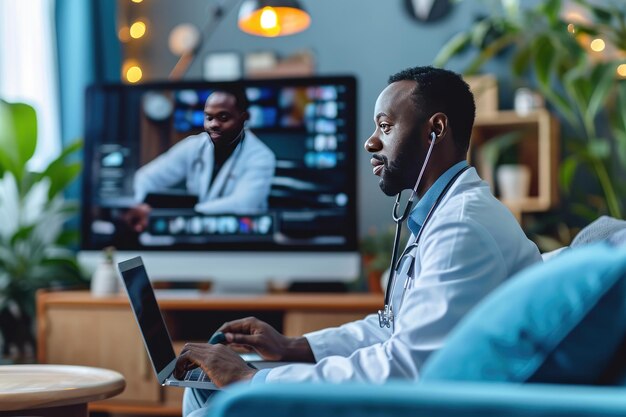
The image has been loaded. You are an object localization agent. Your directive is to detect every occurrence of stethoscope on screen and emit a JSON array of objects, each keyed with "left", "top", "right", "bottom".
[
  {"left": 377, "top": 132, "right": 470, "bottom": 329},
  {"left": 191, "top": 129, "right": 246, "bottom": 198}
]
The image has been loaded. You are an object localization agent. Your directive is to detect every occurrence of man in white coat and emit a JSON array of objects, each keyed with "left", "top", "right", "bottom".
[
  {"left": 174, "top": 66, "right": 542, "bottom": 414},
  {"left": 125, "top": 87, "right": 276, "bottom": 232}
]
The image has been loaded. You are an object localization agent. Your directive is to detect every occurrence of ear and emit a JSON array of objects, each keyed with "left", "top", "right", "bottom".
[{"left": 428, "top": 112, "right": 448, "bottom": 144}]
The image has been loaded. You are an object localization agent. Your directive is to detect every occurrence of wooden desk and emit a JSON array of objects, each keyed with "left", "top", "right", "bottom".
[
  {"left": 0, "top": 364, "right": 125, "bottom": 417},
  {"left": 37, "top": 291, "right": 382, "bottom": 416}
]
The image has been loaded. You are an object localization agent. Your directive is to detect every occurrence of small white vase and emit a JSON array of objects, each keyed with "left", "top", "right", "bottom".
[
  {"left": 90, "top": 257, "right": 119, "bottom": 297},
  {"left": 496, "top": 164, "right": 531, "bottom": 201}
]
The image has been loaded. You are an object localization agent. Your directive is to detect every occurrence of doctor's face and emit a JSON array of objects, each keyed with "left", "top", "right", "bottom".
[
  {"left": 204, "top": 92, "right": 248, "bottom": 149},
  {"left": 364, "top": 80, "right": 429, "bottom": 196}
]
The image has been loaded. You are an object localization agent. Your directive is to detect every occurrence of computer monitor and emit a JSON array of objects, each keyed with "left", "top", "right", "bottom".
[{"left": 79, "top": 76, "right": 359, "bottom": 289}]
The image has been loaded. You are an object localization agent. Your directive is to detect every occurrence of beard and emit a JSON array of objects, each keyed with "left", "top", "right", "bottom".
[{"left": 378, "top": 152, "right": 418, "bottom": 196}]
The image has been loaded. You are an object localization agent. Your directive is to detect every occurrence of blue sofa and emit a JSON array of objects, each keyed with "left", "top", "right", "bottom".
[
  {"left": 209, "top": 381, "right": 626, "bottom": 417},
  {"left": 206, "top": 217, "right": 626, "bottom": 417}
]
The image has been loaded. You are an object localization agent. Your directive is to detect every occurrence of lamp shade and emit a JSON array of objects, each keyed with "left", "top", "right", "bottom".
[{"left": 238, "top": 0, "right": 310, "bottom": 37}]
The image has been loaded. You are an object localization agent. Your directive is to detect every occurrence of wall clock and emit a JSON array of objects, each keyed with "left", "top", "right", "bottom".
[{"left": 405, "top": 0, "right": 453, "bottom": 23}]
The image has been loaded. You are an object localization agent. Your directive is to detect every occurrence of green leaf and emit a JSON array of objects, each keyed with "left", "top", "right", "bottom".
[
  {"left": 587, "top": 138, "right": 611, "bottom": 159},
  {"left": 478, "top": 131, "right": 523, "bottom": 168},
  {"left": 469, "top": 20, "right": 492, "bottom": 48},
  {"left": 57, "top": 229, "right": 80, "bottom": 247},
  {"left": 537, "top": 0, "right": 562, "bottom": 26},
  {"left": 511, "top": 44, "right": 532, "bottom": 77},
  {"left": 613, "top": 131, "right": 626, "bottom": 167},
  {"left": 0, "top": 100, "right": 37, "bottom": 183},
  {"left": 10, "top": 224, "right": 37, "bottom": 246},
  {"left": 616, "top": 80, "right": 626, "bottom": 133},
  {"left": 541, "top": 88, "right": 580, "bottom": 131},
  {"left": 45, "top": 162, "right": 81, "bottom": 200},
  {"left": 0, "top": 101, "right": 37, "bottom": 172},
  {"left": 0, "top": 146, "right": 19, "bottom": 181},
  {"left": 572, "top": 23, "right": 599, "bottom": 37},
  {"left": 562, "top": 63, "right": 592, "bottom": 133},
  {"left": 532, "top": 35, "right": 556, "bottom": 90},
  {"left": 40, "top": 140, "right": 83, "bottom": 199},
  {"left": 559, "top": 154, "right": 579, "bottom": 192},
  {"left": 466, "top": 33, "right": 518, "bottom": 75},
  {"left": 587, "top": 4, "right": 614, "bottom": 25},
  {"left": 433, "top": 31, "right": 471, "bottom": 68},
  {"left": 585, "top": 62, "right": 616, "bottom": 130},
  {"left": 572, "top": 202, "right": 601, "bottom": 222}
]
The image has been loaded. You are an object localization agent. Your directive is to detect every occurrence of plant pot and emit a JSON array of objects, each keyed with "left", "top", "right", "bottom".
[
  {"left": 90, "top": 261, "right": 120, "bottom": 297},
  {"left": 496, "top": 164, "right": 531, "bottom": 201}
]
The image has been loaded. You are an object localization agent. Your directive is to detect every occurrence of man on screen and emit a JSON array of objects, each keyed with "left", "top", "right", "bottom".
[{"left": 125, "top": 86, "right": 276, "bottom": 232}]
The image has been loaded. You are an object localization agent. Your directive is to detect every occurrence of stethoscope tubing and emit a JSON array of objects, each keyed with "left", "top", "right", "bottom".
[{"left": 379, "top": 164, "right": 471, "bottom": 328}]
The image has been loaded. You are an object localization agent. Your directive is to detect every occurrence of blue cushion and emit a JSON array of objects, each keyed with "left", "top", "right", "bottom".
[{"left": 421, "top": 243, "right": 626, "bottom": 384}]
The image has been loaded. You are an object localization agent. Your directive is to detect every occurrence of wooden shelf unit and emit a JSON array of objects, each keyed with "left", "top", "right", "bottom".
[
  {"left": 471, "top": 109, "right": 560, "bottom": 219},
  {"left": 37, "top": 290, "right": 383, "bottom": 416}
]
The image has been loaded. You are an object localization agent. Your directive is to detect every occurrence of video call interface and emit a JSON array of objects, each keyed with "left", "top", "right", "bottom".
[{"left": 82, "top": 77, "right": 357, "bottom": 252}]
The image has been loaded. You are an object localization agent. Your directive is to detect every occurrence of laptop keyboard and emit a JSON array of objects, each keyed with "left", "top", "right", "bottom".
[{"left": 184, "top": 367, "right": 210, "bottom": 382}]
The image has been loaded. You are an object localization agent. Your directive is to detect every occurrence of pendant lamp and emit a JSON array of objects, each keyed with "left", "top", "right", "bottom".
[{"left": 238, "top": 0, "right": 311, "bottom": 37}]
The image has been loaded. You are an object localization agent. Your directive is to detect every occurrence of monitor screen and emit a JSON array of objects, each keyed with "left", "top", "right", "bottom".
[{"left": 81, "top": 77, "right": 359, "bottom": 283}]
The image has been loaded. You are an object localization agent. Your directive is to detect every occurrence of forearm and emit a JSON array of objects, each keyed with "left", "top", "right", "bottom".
[
  {"left": 283, "top": 337, "right": 316, "bottom": 363},
  {"left": 304, "top": 314, "right": 389, "bottom": 360}
]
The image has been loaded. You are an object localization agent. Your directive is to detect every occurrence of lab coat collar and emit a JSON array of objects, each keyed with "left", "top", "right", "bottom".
[{"left": 407, "top": 160, "right": 469, "bottom": 235}]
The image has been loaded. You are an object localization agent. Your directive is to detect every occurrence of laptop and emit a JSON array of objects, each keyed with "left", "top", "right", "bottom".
[{"left": 118, "top": 256, "right": 280, "bottom": 390}]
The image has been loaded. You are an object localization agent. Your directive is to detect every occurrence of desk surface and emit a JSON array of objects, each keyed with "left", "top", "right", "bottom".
[
  {"left": 0, "top": 364, "right": 125, "bottom": 411},
  {"left": 37, "top": 290, "right": 383, "bottom": 311}
]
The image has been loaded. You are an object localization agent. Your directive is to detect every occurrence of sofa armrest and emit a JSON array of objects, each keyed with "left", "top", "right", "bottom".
[{"left": 208, "top": 382, "right": 626, "bottom": 417}]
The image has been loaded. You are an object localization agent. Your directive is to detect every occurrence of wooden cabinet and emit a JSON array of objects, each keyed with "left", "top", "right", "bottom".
[
  {"left": 37, "top": 290, "right": 382, "bottom": 416},
  {"left": 471, "top": 109, "right": 560, "bottom": 220}
]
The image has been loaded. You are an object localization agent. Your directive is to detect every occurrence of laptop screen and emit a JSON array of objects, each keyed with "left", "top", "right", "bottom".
[{"left": 119, "top": 257, "right": 176, "bottom": 375}]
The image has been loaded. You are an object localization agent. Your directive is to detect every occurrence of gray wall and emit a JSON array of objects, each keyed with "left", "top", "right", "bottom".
[{"left": 125, "top": 0, "right": 505, "bottom": 236}]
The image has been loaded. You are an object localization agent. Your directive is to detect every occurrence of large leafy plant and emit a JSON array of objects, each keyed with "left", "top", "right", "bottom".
[
  {"left": 0, "top": 99, "right": 84, "bottom": 357},
  {"left": 435, "top": 0, "right": 626, "bottom": 221}
]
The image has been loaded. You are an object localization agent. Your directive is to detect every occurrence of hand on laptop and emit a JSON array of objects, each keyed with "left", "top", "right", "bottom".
[
  {"left": 173, "top": 343, "right": 256, "bottom": 387},
  {"left": 217, "top": 317, "right": 316, "bottom": 363},
  {"left": 123, "top": 203, "right": 151, "bottom": 233}
]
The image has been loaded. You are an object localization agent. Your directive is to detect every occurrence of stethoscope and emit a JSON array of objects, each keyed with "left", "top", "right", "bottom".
[
  {"left": 191, "top": 129, "right": 246, "bottom": 198},
  {"left": 378, "top": 132, "right": 470, "bottom": 329}
]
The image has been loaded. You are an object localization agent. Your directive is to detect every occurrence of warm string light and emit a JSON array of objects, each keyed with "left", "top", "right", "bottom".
[
  {"left": 590, "top": 38, "right": 606, "bottom": 52},
  {"left": 130, "top": 20, "right": 146, "bottom": 39},
  {"left": 125, "top": 64, "right": 143, "bottom": 83},
  {"left": 120, "top": 0, "right": 146, "bottom": 83},
  {"left": 122, "top": 57, "right": 143, "bottom": 83},
  {"left": 565, "top": 11, "right": 625, "bottom": 78}
]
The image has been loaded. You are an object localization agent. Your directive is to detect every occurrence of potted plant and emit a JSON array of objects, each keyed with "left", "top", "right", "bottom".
[
  {"left": 0, "top": 99, "right": 85, "bottom": 361},
  {"left": 435, "top": 0, "right": 626, "bottom": 222},
  {"left": 475, "top": 130, "right": 527, "bottom": 200}
]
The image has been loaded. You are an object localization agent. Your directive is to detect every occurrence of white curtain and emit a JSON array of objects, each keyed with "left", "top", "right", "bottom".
[{"left": 0, "top": 0, "right": 61, "bottom": 171}]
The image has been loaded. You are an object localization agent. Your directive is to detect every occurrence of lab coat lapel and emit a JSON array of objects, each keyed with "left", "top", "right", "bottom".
[{"left": 197, "top": 137, "right": 214, "bottom": 201}]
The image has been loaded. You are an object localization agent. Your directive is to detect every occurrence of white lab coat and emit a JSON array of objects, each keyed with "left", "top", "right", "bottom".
[
  {"left": 263, "top": 167, "right": 542, "bottom": 383},
  {"left": 134, "top": 130, "right": 276, "bottom": 214}
]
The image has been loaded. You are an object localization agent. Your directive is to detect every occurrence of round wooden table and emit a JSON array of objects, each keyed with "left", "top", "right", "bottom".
[{"left": 0, "top": 364, "right": 125, "bottom": 417}]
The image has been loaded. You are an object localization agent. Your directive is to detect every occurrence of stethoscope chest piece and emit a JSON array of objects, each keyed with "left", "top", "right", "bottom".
[{"left": 378, "top": 304, "right": 393, "bottom": 328}]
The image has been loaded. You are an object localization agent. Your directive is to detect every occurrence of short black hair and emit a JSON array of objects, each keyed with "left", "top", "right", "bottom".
[
  {"left": 210, "top": 85, "right": 249, "bottom": 112},
  {"left": 388, "top": 66, "right": 475, "bottom": 154}
]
